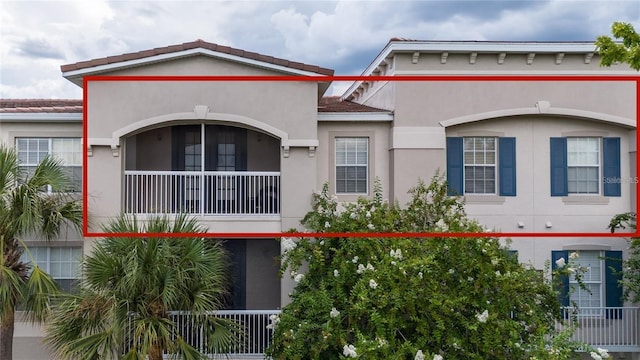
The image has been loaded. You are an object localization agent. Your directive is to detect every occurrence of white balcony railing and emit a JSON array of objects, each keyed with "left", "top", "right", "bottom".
[
  {"left": 123, "top": 308, "right": 640, "bottom": 358},
  {"left": 124, "top": 171, "right": 280, "bottom": 215},
  {"left": 557, "top": 307, "right": 640, "bottom": 352}
]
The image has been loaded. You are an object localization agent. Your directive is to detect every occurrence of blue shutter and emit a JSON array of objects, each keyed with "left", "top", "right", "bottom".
[
  {"left": 551, "top": 250, "right": 570, "bottom": 308},
  {"left": 550, "top": 138, "right": 568, "bottom": 196},
  {"left": 446, "top": 137, "right": 464, "bottom": 196},
  {"left": 603, "top": 137, "right": 621, "bottom": 197},
  {"left": 605, "top": 250, "right": 623, "bottom": 319},
  {"left": 499, "top": 137, "right": 516, "bottom": 196}
]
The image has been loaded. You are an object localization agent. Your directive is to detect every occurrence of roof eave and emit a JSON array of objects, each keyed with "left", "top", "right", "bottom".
[{"left": 62, "top": 48, "right": 333, "bottom": 87}]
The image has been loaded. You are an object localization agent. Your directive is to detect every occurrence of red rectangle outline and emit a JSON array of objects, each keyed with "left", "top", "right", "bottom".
[{"left": 82, "top": 75, "right": 640, "bottom": 238}]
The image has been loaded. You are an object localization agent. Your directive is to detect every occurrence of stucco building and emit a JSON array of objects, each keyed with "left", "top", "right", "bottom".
[{"left": 0, "top": 39, "right": 638, "bottom": 359}]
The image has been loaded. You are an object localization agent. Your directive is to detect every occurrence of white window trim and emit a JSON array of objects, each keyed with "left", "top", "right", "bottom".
[
  {"left": 462, "top": 137, "right": 498, "bottom": 195},
  {"left": 16, "top": 137, "right": 82, "bottom": 193},
  {"left": 566, "top": 137, "right": 601, "bottom": 196},
  {"left": 569, "top": 250, "right": 604, "bottom": 317},
  {"left": 334, "top": 137, "right": 369, "bottom": 195}
]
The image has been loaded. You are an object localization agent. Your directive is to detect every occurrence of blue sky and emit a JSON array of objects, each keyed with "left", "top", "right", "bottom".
[{"left": 1, "top": 0, "right": 639, "bottom": 99}]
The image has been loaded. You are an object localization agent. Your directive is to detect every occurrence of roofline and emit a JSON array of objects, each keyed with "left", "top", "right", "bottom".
[
  {"left": 0, "top": 113, "right": 83, "bottom": 122},
  {"left": 342, "top": 41, "right": 601, "bottom": 99},
  {"left": 63, "top": 48, "right": 332, "bottom": 86}
]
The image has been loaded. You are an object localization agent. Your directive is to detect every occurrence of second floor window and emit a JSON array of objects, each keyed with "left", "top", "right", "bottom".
[
  {"left": 16, "top": 138, "right": 82, "bottom": 192},
  {"left": 567, "top": 137, "right": 600, "bottom": 194},
  {"left": 463, "top": 137, "right": 497, "bottom": 194},
  {"left": 335, "top": 137, "right": 368, "bottom": 194}
]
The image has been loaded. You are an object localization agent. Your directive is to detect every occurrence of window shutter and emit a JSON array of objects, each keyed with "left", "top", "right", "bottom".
[
  {"left": 550, "top": 138, "right": 568, "bottom": 196},
  {"left": 499, "top": 137, "right": 516, "bottom": 196},
  {"left": 446, "top": 137, "right": 464, "bottom": 196},
  {"left": 551, "top": 250, "right": 570, "bottom": 308},
  {"left": 603, "top": 137, "right": 621, "bottom": 197},
  {"left": 605, "top": 250, "right": 623, "bottom": 319}
]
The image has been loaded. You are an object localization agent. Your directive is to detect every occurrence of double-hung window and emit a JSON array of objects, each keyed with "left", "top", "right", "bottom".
[
  {"left": 16, "top": 137, "right": 82, "bottom": 192},
  {"left": 20, "top": 246, "right": 82, "bottom": 293},
  {"left": 552, "top": 250, "right": 622, "bottom": 318},
  {"left": 335, "top": 137, "right": 368, "bottom": 194},
  {"left": 446, "top": 136, "right": 516, "bottom": 196},
  {"left": 550, "top": 137, "right": 620, "bottom": 197}
]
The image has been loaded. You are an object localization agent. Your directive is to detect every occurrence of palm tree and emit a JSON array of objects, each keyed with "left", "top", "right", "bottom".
[
  {"left": 0, "top": 144, "right": 82, "bottom": 360},
  {"left": 45, "top": 214, "right": 239, "bottom": 360}
]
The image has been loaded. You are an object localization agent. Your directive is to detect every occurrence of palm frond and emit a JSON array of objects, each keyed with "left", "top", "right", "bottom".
[{"left": 21, "top": 265, "right": 60, "bottom": 323}]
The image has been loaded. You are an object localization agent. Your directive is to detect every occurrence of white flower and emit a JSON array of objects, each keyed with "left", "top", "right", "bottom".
[
  {"left": 320, "top": 240, "right": 325, "bottom": 245},
  {"left": 448, "top": 269, "right": 455, "bottom": 274},
  {"left": 366, "top": 263, "right": 375, "bottom": 271},
  {"left": 433, "top": 355, "right": 443, "bottom": 360},
  {"left": 357, "top": 264, "right": 366, "bottom": 274},
  {"left": 350, "top": 212, "right": 357, "bottom": 219},
  {"left": 281, "top": 238, "right": 297, "bottom": 252},
  {"left": 596, "top": 348, "right": 610, "bottom": 358},
  {"left": 390, "top": 249, "right": 396, "bottom": 257},
  {"left": 352, "top": 256, "right": 359, "bottom": 263},
  {"left": 567, "top": 267, "right": 576, "bottom": 274},
  {"left": 414, "top": 350, "right": 425, "bottom": 360},
  {"left": 491, "top": 259, "right": 499, "bottom": 266},
  {"left": 435, "top": 218, "right": 448, "bottom": 231},
  {"left": 555, "top": 257, "right": 566, "bottom": 268},
  {"left": 366, "top": 211, "right": 371, "bottom": 218},
  {"left": 495, "top": 270, "right": 501, "bottom": 276},
  {"left": 367, "top": 223, "right": 375, "bottom": 230},
  {"left": 294, "top": 273, "right": 304, "bottom": 283},
  {"left": 569, "top": 252, "right": 579, "bottom": 260},
  {"left": 334, "top": 269, "right": 339, "bottom": 277},
  {"left": 467, "top": 276, "right": 474, "bottom": 282},
  {"left": 391, "top": 261, "right": 397, "bottom": 266},
  {"left": 418, "top": 272, "right": 423, "bottom": 279},
  {"left": 369, "top": 279, "right": 378, "bottom": 289},
  {"left": 266, "top": 314, "right": 280, "bottom": 329},
  {"left": 324, "top": 221, "right": 331, "bottom": 228},
  {"left": 391, "top": 249, "right": 403, "bottom": 260},
  {"left": 330, "top": 307, "right": 340, "bottom": 318},
  {"left": 590, "top": 352, "right": 602, "bottom": 360},
  {"left": 290, "top": 270, "right": 297, "bottom": 278},
  {"left": 476, "top": 309, "right": 489, "bottom": 323},
  {"left": 343, "top": 344, "right": 357, "bottom": 358}
]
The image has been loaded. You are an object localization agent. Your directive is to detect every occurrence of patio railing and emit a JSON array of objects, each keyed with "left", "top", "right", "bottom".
[{"left": 124, "top": 171, "right": 280, "bottom": 215}]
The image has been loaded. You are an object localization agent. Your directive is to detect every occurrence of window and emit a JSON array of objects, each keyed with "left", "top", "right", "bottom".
[
  {"left": 446, "top": 137, "right": 516, "bottom": 196},
  {"left": 20, "top": 247, "right": 82, "bottom": 293},
  {"left": 335, "top": 137, "right": 368, "bottom": 194},
  {"left": 217, "top": 143, "right": 236, "bottom": 171},
  {"left": 16, "top": 137, "right": 82, "bottom": 192},
  {"left": 569, "top": 251, "right": 602, "bottom": 315},
  {"left": 463, "top": 137, "right": 496, "bottom": 194},
  {"left": 550, "top": 137, "right": 620, "bottom": 197},
  {"left": 567, "top": 138, "right": 599, "bottom": 194},
  {"left": 552, "top": 250, "right": 622, "bottom": 318}
]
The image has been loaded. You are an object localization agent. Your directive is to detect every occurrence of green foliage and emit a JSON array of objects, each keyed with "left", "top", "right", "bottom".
[
  {"left": 609, "top": 212, "right": 640, "bottom": 303},
  {"left": 595, "top": 22, "right": 640, "bottom": 71},
  {"left": 267, "top": 175, "right": 583, "bottom": 360},
  {"left": 44, "top": 214, "right": 239, "bottom": 360}
]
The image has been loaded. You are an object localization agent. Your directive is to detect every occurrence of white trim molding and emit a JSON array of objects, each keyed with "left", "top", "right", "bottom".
[
  {"left": 439, "top": 104, "right": 636, "bottom": 129},
  {"left": 317, "top": 112, "right": 394, "bottom": 122},
  {"left": 0, "top": 113, "right": 82, "bottom": 122}
]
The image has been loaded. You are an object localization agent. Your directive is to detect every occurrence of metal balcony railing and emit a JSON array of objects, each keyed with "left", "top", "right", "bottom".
[
  {"left": 556, "top": 307, "right": 640, "bottom": 352},
  {"left": 124, "top": 171, "right": 280, "bottom": 216}
]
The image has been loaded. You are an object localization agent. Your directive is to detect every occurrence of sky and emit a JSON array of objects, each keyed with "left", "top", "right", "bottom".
[{"left": 1, "top": 0, "right": 639, "bottom": 99}]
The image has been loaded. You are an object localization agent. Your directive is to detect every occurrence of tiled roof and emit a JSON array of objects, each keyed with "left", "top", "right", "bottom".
[
  {"left": 318, "top": 96, "right": 389, "bottom": 113},
  {"left": 0, "top": 99, "right": 83, "bottom": 113},
  {"left": 61, "top": 40, "right": 334, "bottom": 76}
]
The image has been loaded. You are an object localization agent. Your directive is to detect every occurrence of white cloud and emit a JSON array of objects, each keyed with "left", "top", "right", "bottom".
[{"left": 1, "top": 1, "right": 639, "bottom": 99}]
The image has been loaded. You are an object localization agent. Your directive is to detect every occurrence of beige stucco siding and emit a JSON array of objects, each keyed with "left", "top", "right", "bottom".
[
  {"left": 316, "top": 121, "right": 390, "bottom": 202},
  {"left": 391, "top": 81, "right": 635, "bottom": 128}
]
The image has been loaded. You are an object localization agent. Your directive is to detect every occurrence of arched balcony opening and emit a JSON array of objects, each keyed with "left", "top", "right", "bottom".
[{"left": 123, "top": 123, "right": 280, "bottom": 216}]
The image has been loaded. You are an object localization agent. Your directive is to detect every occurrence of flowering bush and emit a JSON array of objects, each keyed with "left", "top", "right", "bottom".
[{"left": 266, "top": 176, "right": 584, "bottom": 359}]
